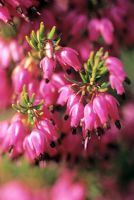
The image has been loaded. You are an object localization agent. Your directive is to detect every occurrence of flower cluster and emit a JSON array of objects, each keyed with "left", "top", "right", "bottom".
[
  {"left": 0, "top": 20, "right": 130, "bottom": 164},
  {"left": 0, "top": 0, "right": 132, "bottom": 166}
]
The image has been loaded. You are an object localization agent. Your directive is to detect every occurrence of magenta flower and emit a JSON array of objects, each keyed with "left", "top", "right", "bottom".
[
  {"left": 106, "top": 57, "right": 126, "bottom": 94},
  {"left": 40, "top": 56, "right": 56, "bottom": 82},
  {"left": 83, "top": 93, "right": 120, "bottom": 139},
  {"left": 83, "top": 102, "right": 97, "bottom": 134},
  {"left": 57, "top": 85, "right": 73, "bottom": 106},
  {"left": 93, "top": 94, "right": 109, "bottom": 124},
  {"left": 0, "top": 181, "right": 32, "bottom": 200},
  {"left": 56, "top": 47, "right": 81, "bottom": 72},
  {"left": 109, "top": 74, "right": 125, "bottom": 95},
  {"left": 106, "top": 57, "right": 126, "bottom": 80},
  {"left": 0, "top": 68, "right": 12, "bottom": 108},
  {"left": 23, "top": 129, "right": 46, "bottom": 161},
  {"left": 100, "top": 18, "right": 114, "bottom": 45},
  {"left": 1, "top": 119, "right": 28, "bottom": 158},
  {"left": 88, "top": 18, "right": 114, "bottom": 44},
  {"left": 50, "top": 171, "right": 86, "bottom": 200},
  {"left": 70, "top": 102, "right": 84, "bottom": 128},
  {"left": 0, "top": 6, "right": 11, "bottom": 23}
]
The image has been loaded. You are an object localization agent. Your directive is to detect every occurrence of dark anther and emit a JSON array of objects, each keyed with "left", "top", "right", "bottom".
[
  {"left": 72, "top": 127, "right": 77, "bottom": 135},
  {"left": 29, "top": 6, "right": 40, "bottom": 15},
  {"left": 115, "top": 120, "right": 121, "bottom": 129},
  {"left": 50, "top": 141, "right": 56, "bottom": 148},
  {"left": 39, "top": 153, "right": 45, "bottom": 161},
  {"left": 103, "top": 153, "right": 110, "bottom": 161},
  {"left": 125, "top": 77, "right": 131, "bottom": 85},
  {"left": 52, "top": 153, "right": 61, "bottom": 162},
  {"left": 64, "top": 114, "right": 69, "bottom": 120},
  {"left": 86, "top": 129, "right": 91, "bottom": 137},
  {"left": 45, "top": 78, "right": 49, "bottom": 83},
  {"left": 121, "top": 93, "right": 126, "bottom": 100},
  {"left": 66, "top": 153, "right": 71, "bottom": 161},
  {"left": 96, "top": 127, "right": 104, "bottom": 136},
  {"left": 66, "top": 68, "right": 72, "bottom": 75},
  {"left": 34, "top": 158, "right": 39, "bottom": 166},
  {"left": 107, "top": 142, "right": 119, "bottom": 151},
  {"left": 60, "top": 132, "right": 66, "bottom": 140}
]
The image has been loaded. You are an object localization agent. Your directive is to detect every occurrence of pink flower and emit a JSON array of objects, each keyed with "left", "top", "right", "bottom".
[
  {"left": 83, "top": 93, "right": 120, "bottom": 139},
  {"left": 70, "top": 102, "right": 84, "bottom": 128},
  {"left": 23, "top": 129, "right": 46, "bottom": 161},
  {"left": 109, "top": 74, "right": 125, "bottom": 95},
  {"left": 84, "top": 102, "right": 97, "bottom": 133},
  {"left": 40, "top": 56, "right": 56, "bottom": 82},
  {"left": 88, "top": 18, "right": 100, "bottom": 42},
  {"left": 56, "top": 47, "right": 81, "bottom": 72},
  {"left": 50, "top": 171, "right": 86, "bottom": 200},
  {"left": 0, "top": 181, "right": 32, "bottom": 200},
  {"left": 93, "top": 94, "right": 109, "bottom": 124},
  {"left": 88, "top": 18, "right": 114, "bottom": 44},
  {"left": 106, "top": 57, "right": 126, "bottom": 94},
  {"left": 12, "top": 66, "right": 32, "bottom": 93},
  {"left": 106, "top": 57, "right": 126, "bottom": 80},
  {"left": 1, "top": 119, "right": 28, "bottom": 158},
  {"left": 39, "top": 80, "right": 58, "bottom": 106},
  {"left": 57, "top": 85, "right": 73, "bottom": 106},
  {"left": 100, "top": 18, "right": 114, "bottom": 45},
  {"left": 0, "top": 7, "right": 11, "bottom": 23},
  {"left": 66, "top": 93, "right": 80, "bottom": 114},
  {"left": 0, "top": 68, "right": 12, "bottom": 108}
]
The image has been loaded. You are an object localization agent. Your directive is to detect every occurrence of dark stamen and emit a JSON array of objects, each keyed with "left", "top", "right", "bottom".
[
  {"left": 66, "top": 68, "right": 72, "bottom": 75},
  {"left": 72, "top": 127, "right": 77, "bottom": 134},
  {"left": 96, "top": 127, "right": 104, "bottom": 136},
  {"left": 64, "top": 114, "right": 69, "bottom": 120},
  {"left": 45, "top": 78, "right": 49, "bottom": 83},
  {"left": 125, "top": 77, "right": 131, "bottom": 85},
  {"left": 50, "top": 141, "right": 56, "bottom": 148},
  {"left": 115, "top": 120, "right": 121, "bottom": 129}
]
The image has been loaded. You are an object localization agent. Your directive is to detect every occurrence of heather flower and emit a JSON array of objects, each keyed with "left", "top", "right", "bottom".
[
  {"left": 88, "top": 18, "right": 114, "bottom": 44},
  {"left": 23, "top": 116, "right": 58, "bottom": 162},
  {"left": 83, "top": 93, "right": 120, "bottom": 139},
  {"left": 23, "top": 129, "right": 46, "bottom": 161},
  {"left": 57, "top": 85, "right": 73, "bottom": 106},
  {"left": 0, "top": 68, "right": 12, "bottom": 108},
  {"left": 106, "top": 57, "right": 126, "bottom": 94},
  {"left": 56, "top": 47, "right": 81, "bottom": 72},
  {"left": 40, "top": 56, "right": 56, "bottom": 82},
  {"left": 0, "top": 38, "right": 23, "bottom": 68},
  {"left": 26, "top": 23, "right": 82, "bottom": 82},
  {"left": 50, "top": 171, "right": 86, "bottom": 200},
  {"left": 0, "top": 6, "right": 11, "bottom": 23},
  {"left": 70, "top": 102, "right": 84, "bottom": 128},
  {"left": 1, "top": 118, "right": 28, "bottom": 158},
  {"left": 0, "top": 181, "right": 32, "bottom": 200}
]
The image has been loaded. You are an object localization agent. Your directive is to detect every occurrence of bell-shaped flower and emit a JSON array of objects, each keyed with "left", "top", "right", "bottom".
[{"left": 56, "top": 47, "right": 81, "bottom": 71}]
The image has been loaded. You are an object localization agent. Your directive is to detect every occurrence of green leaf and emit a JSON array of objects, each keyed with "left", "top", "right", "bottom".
[
  {"left": 31, "top": 30, "right": 38, "bottom": 43},
  {"left": 100, "top": 82, "right": 110, "bottom": 89},
  {"left": 79, "top": 71, "right": 87, "bottom": 83},
  {"left": 39, "top": 22, "right": 45, "bottom": 41},
  {"left": 30, "top": 93, "right": 35, "bottom": 103},
  {"left": 12, "top": 104, "right": 19, "bottom": 112},
  {"left": 47, "top": 26, "right": 56, "bottom": 39}
]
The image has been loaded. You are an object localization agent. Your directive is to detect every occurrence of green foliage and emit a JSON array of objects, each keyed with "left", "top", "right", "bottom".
[{"left": 12, "top": 85, "right": 44, "bottom": 125}]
